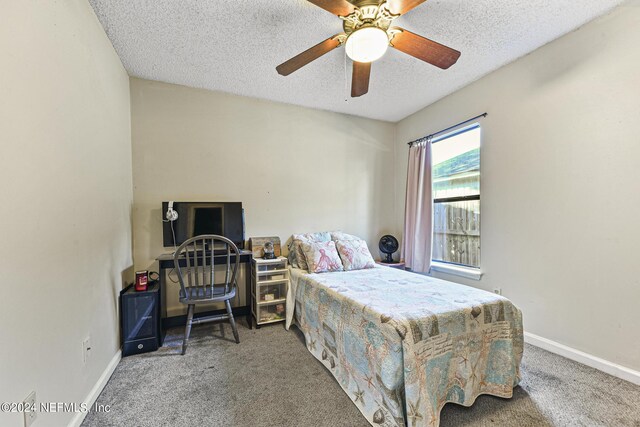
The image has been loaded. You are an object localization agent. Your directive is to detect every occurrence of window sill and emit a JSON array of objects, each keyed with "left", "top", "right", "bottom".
[{"left": 430, "top": 262, "right": 483, "bottom": 281}]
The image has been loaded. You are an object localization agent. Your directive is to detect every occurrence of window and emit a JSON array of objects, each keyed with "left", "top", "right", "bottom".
[{"left": 432, "top": 124, "right": 481, "bottom": 269}]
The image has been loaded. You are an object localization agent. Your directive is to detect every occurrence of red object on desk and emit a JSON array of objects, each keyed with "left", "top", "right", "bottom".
[{"left": 135, "top": 270, "right": 148, "bottom": 291}]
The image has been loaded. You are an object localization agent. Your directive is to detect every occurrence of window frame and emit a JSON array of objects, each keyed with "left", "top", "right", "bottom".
[{"left": 430, "top": 123, "right": 482, "bottom": 279}]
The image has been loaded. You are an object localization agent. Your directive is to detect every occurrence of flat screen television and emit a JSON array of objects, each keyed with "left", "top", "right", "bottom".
[{"left": 162, "top": 202, "right": 244, "bottom": 249}]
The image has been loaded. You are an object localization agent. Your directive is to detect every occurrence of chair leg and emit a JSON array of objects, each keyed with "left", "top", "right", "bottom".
[
  {"left": 182, "top": 304, "right": 195, "bottom": 355},
  {"left": 225, "top": 300, "right": 240, "bottom": 344}
]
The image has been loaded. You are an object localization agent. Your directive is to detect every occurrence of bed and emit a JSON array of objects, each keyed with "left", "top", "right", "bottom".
[{"left": 285, "top": 265, "right": 523, "bottom": 427}]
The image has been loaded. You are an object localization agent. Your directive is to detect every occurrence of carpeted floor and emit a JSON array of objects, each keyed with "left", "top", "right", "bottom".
[{"left": 83, "top": 321, "right": 640, "bottom": 427}]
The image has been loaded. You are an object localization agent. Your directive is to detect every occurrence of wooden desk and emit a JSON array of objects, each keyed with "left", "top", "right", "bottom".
[
  {"left": 376, "top": 260, "right": 406, "bottom": 269},
  {"left": 156, "top": 249, "right": 254, "bottom": 341}
]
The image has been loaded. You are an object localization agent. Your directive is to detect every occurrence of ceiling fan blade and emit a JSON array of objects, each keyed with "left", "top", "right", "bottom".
[
  {"left": 306, "top": 0, "right": 355, "bottom": 16},
  {"left": 390, "top": 27, "right": 461, "bottom": 69},
  {"left": 386, "top": 0, "right": 427, "bottom": 15},
  {"left": 351, "top": 61, "right": 371, "bottom": 97},
  {"left": 276, "top": 35, "right": 344, "bottom": 76}
]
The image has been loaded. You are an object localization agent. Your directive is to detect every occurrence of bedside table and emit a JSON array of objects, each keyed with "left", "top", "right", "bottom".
[
  {"left": 250, "top": 256, "right": 289, "bottom": 328},
  {"left": 376, "top": 260, "right": 406, "bottom": 270}
]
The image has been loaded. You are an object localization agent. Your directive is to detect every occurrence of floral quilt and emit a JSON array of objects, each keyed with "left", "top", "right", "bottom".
[{"left": 286, "top": 266, "right": 523, "bottom": 427}]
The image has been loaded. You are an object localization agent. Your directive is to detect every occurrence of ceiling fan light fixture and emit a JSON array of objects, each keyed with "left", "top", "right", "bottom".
[{"left": 345, "top": 27, "right": 389, "bottom": 63}]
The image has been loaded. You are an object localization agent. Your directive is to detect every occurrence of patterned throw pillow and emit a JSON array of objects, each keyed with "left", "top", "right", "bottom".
[
  {"left": 330, "top": 231, "right": 361, "bottom": 242},
  {"left": 292, "top": 232, "right": 331, "bottom": 270},
  {"left": 286, "top": 242, "right": 298, "bottom": 268},
  {"left": 335, "top": 239, "right": 376, "bottom": 271},
  {"left": 300, "top": 241, "right": 344, "bottom": 273}
]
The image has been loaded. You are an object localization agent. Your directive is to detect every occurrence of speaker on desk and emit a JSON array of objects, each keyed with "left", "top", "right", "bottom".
[{"left": 120, "top": 282, "right": 160, "bottom": 357}]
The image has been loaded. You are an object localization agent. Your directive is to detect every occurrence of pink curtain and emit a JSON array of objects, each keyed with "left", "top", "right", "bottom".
[{"left": 402, "top": 138, "right": 432, "bottom": 273}]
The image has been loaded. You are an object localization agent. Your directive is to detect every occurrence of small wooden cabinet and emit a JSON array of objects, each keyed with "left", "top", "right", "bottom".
[{"left": 251, "top": 256, "right": 289, "bottom": 328}]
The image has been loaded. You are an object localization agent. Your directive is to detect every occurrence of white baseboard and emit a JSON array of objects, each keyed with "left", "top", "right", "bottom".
[
  {"left": 524, "top": 332, "right": 640, "bottom": 386},
  {"left": 68, "top": 350, "right": 121, "bottom": 427}
]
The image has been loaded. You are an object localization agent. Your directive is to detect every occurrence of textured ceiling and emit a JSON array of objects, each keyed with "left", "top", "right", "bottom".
[{"left": 89, "top": 0, "right": 624, "bottom": 122}]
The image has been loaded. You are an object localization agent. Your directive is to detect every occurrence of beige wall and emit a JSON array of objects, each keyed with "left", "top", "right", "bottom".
[
  {"left": 0, "top": 1, "right": 132, "bottom": 426},
  {"left": 130, "top": 78, "right": 396, "bottom": 316},
  {"left": 3, "top": 4, "right": 635, "bottom": 421},
  {"left": 395, "top": 5, "right": 640, "bottom": 371}
]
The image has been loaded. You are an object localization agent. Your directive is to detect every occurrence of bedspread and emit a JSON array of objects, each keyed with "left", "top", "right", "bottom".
[{"left": 286, "top": 266, "right": 523, "bottom": 427}]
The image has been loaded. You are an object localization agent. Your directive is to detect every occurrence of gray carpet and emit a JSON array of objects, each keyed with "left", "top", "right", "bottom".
[{"left": 83, "top": 322, "right": 640, "bottom": 427}]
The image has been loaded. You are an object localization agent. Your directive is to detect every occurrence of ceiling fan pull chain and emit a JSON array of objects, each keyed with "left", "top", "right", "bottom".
[{"left": 343, "top": 48, "right": 348, "bottom": 102}]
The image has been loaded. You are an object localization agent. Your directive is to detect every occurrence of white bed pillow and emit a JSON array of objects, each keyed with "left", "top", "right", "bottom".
[
  {"left": 330, "top": 231, "right": 361, "bottom": 242},
  {"left": 291, "top": 232, "right": 331, "bottom": 270},
  {"left": 335, "top": 239, "right": 376, "bottom": 271},
  {"left": 300, "top": 241, "right": 344, "bottom": 273}
]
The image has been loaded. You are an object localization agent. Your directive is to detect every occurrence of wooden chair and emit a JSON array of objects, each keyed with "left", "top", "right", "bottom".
[{"left": 173, "top": 235, "right": 240, "bottom": 355}]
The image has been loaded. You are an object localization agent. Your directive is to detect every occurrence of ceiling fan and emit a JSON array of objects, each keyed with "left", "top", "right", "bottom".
[{"left": 276, "top": 0, "right": 461, "bottom": 97}]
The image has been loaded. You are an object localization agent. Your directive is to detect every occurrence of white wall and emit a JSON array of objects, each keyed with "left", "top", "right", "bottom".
[
  {"left": 130, "top": 78, "right": 396, "bottom": 316},
  {"left": 394, "top": 5, "right": 640, "bottom": 372},
  {"left": 0, "top": 1, "right": 133, "bottom": 426}
]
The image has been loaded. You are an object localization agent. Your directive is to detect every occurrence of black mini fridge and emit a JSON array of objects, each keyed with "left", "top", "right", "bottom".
[{"left": 120, "top": 282, "right": 162, "bottom": 356}]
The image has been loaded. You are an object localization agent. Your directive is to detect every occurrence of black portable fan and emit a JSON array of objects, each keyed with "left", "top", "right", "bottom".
[{"left": 379, "top": 235, "right": 399, "bottom": 263}]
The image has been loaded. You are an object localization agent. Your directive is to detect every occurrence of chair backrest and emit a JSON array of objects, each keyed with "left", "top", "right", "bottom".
[{"left": 173, "top": 235, "right": 240, "bottom": 302}]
